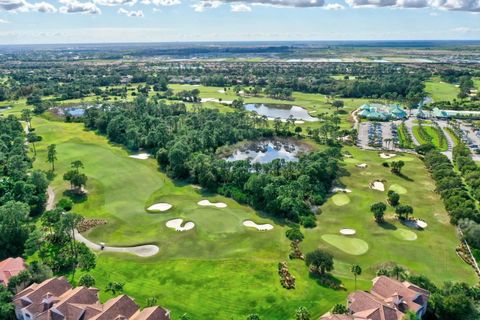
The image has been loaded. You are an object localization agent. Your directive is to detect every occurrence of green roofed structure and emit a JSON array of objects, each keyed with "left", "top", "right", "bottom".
[{"left": 358, "top": 103, "right": 408, "bottom": 121}]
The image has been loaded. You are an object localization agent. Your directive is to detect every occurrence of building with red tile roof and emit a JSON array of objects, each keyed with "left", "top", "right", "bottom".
[{"left": 0, "top": 257, "right": 26, "bottom": 287}]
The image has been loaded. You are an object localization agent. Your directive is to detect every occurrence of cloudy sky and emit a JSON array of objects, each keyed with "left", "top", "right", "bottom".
[{"left": 0, "top": 0, "right": 478, "bottom": 43}]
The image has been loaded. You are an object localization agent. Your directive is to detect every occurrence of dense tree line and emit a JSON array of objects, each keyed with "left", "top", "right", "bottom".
[
  {"left": 0, "top": 115, "right": 49, "bottom": 260},
  {"left": 83, "top": 98, "right": 340, "bottom": 225},
  {"left": 423, "top": 149, "right": 480, "bottom": 224}
]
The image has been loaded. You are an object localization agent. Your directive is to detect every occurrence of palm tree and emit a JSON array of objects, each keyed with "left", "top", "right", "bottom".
[
  {"left": 47, "top": 144, "right": 57, "bottom": 172},
  {"left": 350, "top": 264, "right": 362, "bottom": 290}
]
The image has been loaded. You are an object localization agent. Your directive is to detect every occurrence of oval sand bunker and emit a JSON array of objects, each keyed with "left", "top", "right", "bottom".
[
  {"left": 166, "top": 218, "right": 195, "bottom": 231},
  {"left": 198, "top": 200, "right": 227, "bottom": 208},
  {"left": 340, "top": 228, "right": 356, "bottom": 235},
  {"left": 147, "top": 203, "right": 172, "bottom": 212},
  {"left": 243, "top": 220, "right": 273, "bottom": 231},
  {"left": 370, "top": 181, "right": 385, "bottom": 191}
]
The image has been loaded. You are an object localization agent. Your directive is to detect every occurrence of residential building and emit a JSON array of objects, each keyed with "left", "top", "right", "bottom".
[
  {"left": 321, "top": 276, "right": 430, "bottom": 320},
  {"left": 13, "top": 277, "right": 170, "bottom": 320},
  {"left": 0, "top": 257, "right": 26, "bottom": 287}
]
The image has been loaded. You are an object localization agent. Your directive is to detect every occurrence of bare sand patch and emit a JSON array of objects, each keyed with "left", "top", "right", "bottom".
[
  {"left": 340, "top": 228, "right": 356, "bottom": 235},
  {"left": 243, "top": 220, "right": 274, "bottom": 231},
  {"left": 332, "top": 187, "right": 352, "bottom": 193},
  {"left": 166, "top": 218, "right": 195, "bottom": 231},
  {"left": 198, "top": 200, "right": 227, "bottom": 208},
  {"left": 403, "top": 219, "right": 428, "bottom": 229},
  {"left": 356, "top": 163, "right": 368, "bottom": 168},
  {"left": 147, "top": 203, "right": 172, "bottom": 212},
  {"left": 370, "top": 181, "right": 385, "bottom": 191},
  {"left": 129, "top": 153, "right": 150, "bottom": 160},
  {"left": 379, "top": 153, "right": 396, "bottom": 159}
]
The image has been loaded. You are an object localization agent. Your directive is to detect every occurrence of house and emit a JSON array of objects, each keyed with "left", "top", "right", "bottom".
[
  {"left": 0, "top": 257, "right": 26, "bottom": 286},
  {"left": 321, "top": 276, "right": 430, "bottom": 320},
  {"left": 13, "top": 277, "right": 170, "bottom": 320}
]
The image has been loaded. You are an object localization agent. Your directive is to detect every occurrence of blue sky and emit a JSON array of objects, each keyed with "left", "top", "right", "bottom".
[{"left": 0, "top": 0, "right": 478, "bottom": 44}]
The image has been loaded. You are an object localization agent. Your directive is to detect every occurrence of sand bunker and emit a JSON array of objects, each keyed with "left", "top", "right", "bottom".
[
  {"left": 295, "top": 120, "right": 305, "bottom": 124},
  {"left": 356, "top": 163, "right": 368, "bottom": 168},
  {"left": 217, "top": 89, "right": 226, "bottom": 93},
  {"left": 74, "top": 230, "right": 159, "bottom": 257},
  {"left": 379, "top": 153, "right": 396, "bottom": 159},
  {"left": 332, "top": 187, "right": 352, "bottom": 193},
  {"left": 243, "top": 220, "right": 274, "bottom": 231},
  {"left": 166, "top": 218, "right": 195, "bottom": 231},
  {"left": 198, "top": 200, "right": 227, "bottom": 208},
  {"left": 332, "top": 194, "right": 351, "bottom": 206},
  {"left": 370, "top": 181, "right": 385, "bottom": 191},
  {"left": 147, "top": 203, "right": 172, "bottom": 212},
  {"left": 340, "top": 228, "right": 356, "bottom": 235},
  {"left": 129, "top": 153, "right": 150, "bottom": 160},
  {"left": 403, "top": 219, "right": 428, "bottom": 229}
]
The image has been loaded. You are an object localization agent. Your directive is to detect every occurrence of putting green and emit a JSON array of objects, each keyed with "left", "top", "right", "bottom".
[
  {"left": 389, "top": 184, "right": 407, "bottom": 195},
  {"left": 331, "top": 194, "right": 351, "bottom": 206},
  {"left": 321, "top": 234, "right": 369, "bottom": 255},
  {"left": 393, "top": 228, "right": 417, "bottom": 241},
  {"left": 386, "top": 156, "right": 414, "bottom": 162}
]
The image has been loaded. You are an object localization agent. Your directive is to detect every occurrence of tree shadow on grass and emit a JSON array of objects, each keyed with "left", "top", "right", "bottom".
[
  {"left": 308, "top": 272, "right": 346, "bottom": 291},
  {"left": 63, "top": 189, "right": 88, "bottom": 204},
  {"left": 394, "top": 172, "right": 414, "bottom": 182},
  {"left": 378, "top": 221, "right": 397, "bottom": 230}
]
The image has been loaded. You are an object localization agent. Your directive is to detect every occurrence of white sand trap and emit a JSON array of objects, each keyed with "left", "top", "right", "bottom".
[
  {"left": 243, "top": 220, "right": 274, "bottom": 231},
  {"left": 356, "top": 163, "right": 368, "bottom": 168},
  {"left": 379, "top": 153, "right": 396, "bottom": 159},
  {"left": 217, "top": 89, "right": 226, "bottom": 93},
  {"left": 198, "top": 199, "right": 227, "bottom": 208},
  {"left": 403, "top": 219, "right": 428, "bottom": 229},
  {"left": 370, "top": 181, "right": 385, "bottom": 191},
  {"left": 332, "top": 187, "right": 352, "bottom": 193},
  {"left": 166, "top": 218, "right": 195, "bottom": 231},
  {"left": 129, "top": 153, "right": 150, "bottom": 160},
  {"left": 294, "top": 120, "right": 305, "bottom": 124},
  {"left": 344, "top": 154, "right": 353, "bottom": 158},
  {"left": 74, "top": 230, "right": 159, "bottom": 257},
  {"left": 147, "top": 203, "right": 172, "bottom": 212},
  {"left": 340, "top": 228, "right": 356, "bottom": 235}
]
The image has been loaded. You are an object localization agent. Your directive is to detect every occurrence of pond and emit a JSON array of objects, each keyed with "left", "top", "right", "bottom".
[
  {"left": 226, "top": 139, "right": 309, "bottom": 164},
  {"left": 243, "top": 103, "right": 318, "bottom": 122},
  {"left": 65, "top": 107, "right": 86, "bottom": 117}
]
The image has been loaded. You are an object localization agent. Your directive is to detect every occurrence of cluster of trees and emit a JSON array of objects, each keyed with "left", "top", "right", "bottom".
[
  {"left": 423, "top": 149, "right": 480, "bottom": 224},
  {"left": 453, "top": 144, "right": 480, "bottom": 202},
  {"left": 83, "top": 99, "right": 340, "bottom": 225},
  {"left": 0, "top": 115, "right": 49, "bottom": 260}
]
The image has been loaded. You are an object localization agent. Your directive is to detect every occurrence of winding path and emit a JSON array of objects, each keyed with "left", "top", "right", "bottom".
[{"left": 46, "top": 187, "right": 159, "bottom": 257}]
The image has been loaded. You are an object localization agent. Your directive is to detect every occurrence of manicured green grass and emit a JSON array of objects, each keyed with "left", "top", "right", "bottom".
[
  {"left": 393, "top": 229, "right": 417, "bottom": 241},
  {"left": 302, "top": 147, "right": 477, "bottom": 285},
  {"left": 445, "top": 127, "right": 460, "bottom": 146},
  {"left": 321, "top": 235, "right": 369, "bottom": 255},
  {"left": 425, "top": 77, "right": 460, "bottom": 102},
  {"left": 31, "top": 116, "right": 362, "bottom": 319},
  {"left": 398, "top": 123, "right": 414, "bottom": 149},
  {"left": 389, "top": 184, "right": 407, "bottom": 195},
  {"left": 30, "top": 116, "right": 477, "bottom": 319},
  {"left": 331, "top": 194, "right": 351, "bottom": 206},
  {"left": 412, "top": 125, "right": 448, "bottom": 151}
]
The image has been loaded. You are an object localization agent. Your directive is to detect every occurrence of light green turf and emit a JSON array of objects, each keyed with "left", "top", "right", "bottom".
[
  {"left": 393, "top": 228, "right": 418, "bottom": 241},
  {"left": 389, "top": 184, "right": 407, "bottom": 195},
  {"left": 332, "top": 194, "right": 351, "bottom": 206},
  {"left": 412, "top": 126, "right": 448, "bottom": 151},
  {"left": 425, "top": 77, "right": 460, "bottom": 102},
  {"left": 321, "top": 235, "right": 369, "bottom": 255}
]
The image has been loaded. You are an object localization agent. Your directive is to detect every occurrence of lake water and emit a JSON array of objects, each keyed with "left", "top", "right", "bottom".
[
  {"left": 226, "top": 140, "right": 307, "bottom": 164},
  {"left": 243, "top": 103, "right": 318, "bottom": 122},
  {"left": 66, "top": 107, "right": 86, "bottom": 117}
]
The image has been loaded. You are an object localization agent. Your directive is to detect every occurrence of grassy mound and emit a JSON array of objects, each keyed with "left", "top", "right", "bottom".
[
  {"left": 321, "top": 234, "right": 369, "bottom": 255},
  {"left": 393, "top": 228, "right": 417, "bottom": 241},
  {"left": 331, "top": 194, "right": 351, "bottom": 206},
  {"left": 389, "top": 184, "right": 407, "bottom": 195}
]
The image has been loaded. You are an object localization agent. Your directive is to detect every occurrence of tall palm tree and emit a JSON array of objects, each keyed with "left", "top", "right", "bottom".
[{"left": 351, "top": 264, "right": 362, "bottom": 290}]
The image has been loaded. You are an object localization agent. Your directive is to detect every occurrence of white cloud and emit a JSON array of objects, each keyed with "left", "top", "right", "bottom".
[
  {"left": 0, "top": 0, "right": 27, "bottom": 11},
  {"left": 230, "top": 2, "right": 251, "bottom": 10},
  {"left": 118, "top": 7, "right": 143, "bottom": 15},
  {"left": 59, "top": 0, "right": 101, "bottom": 14},
  {"left": 30, "top": 1, "right": 56, "bottom": 12},
  {"left": 95, "top": 0, "right": 136, "bottom": 6},
  {"left": 0, "top": 0, "right": 57, "bottom": 12},
  {"left": 0, "top": 18, "right": 9, "bottom": 22},
  {"left": 142, "top": 0, "right": 180, "bottom": 5},
  {"left": 324, "top": 2, "right": 344, "bottom": 9},
  {"left": 192, "top": 0, "right": 221, "bottom": 11},
  {"left": 346, "top": 0, "right": 479, "bottom": 12}
]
